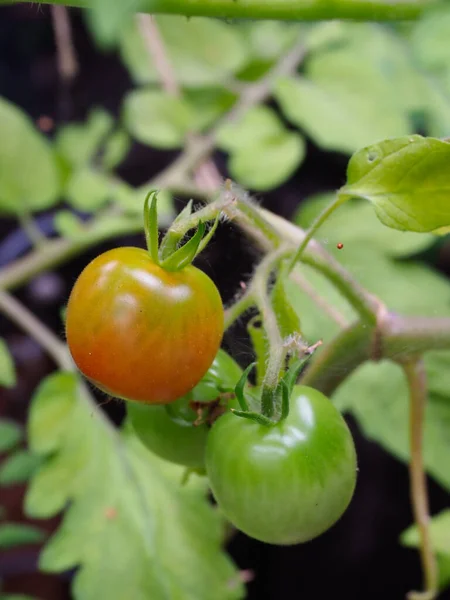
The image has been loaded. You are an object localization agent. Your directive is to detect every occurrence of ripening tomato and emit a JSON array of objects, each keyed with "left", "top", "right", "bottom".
[
  {"left": 65, "top": 247, "right": 224, "bottom": 403},
  {"left": 205, "top": 385, "right": 357, "bottom": 545}
]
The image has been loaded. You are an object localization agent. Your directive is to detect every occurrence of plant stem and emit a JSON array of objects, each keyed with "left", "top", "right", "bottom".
[
  {"left": 250, "top": 248, "right": 292, "bottom": 416},
  {"left": 0, "top": 289, "right": 72, "bottom": 371},
  {"left": 1, "top": 0, "right": 438, "bottom": 22},
  {"left": 51, "top": 4, "right": 78, "bottom": 82},
  {"left": 260, "top": 209, "right": 380, "bottom": 324},
  {"left": 224, "top": 290, "right": 255, "bottom": 330},
  {"left": 402, "top": 359, "right": 438, "bottom": 600},
  {"left": 287, "top": 194, "right": 346, "bottom": 273}
]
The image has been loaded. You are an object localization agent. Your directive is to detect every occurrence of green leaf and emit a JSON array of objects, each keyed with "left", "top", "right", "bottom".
[
  {"left": 341, "top": 136, "right": 450, "bottom": 232},
  {"left": 0, "top": 449, "right": 41, "bottom": 486},
  {"left": 123, "top": 89, "right": 194, "bottom": 149},
  {"left": 295, "top": 193, "right": 435, "bottom": 257},
  {"left": 185, "top": 87, "right": 237, "bottom": 132},
  {"left": 240, "top": 21, "right": 301, "bottom": 61},
  {"left": 217, "top": 106, "right": 305, "bottom": 191},
  {"left": 55, "top": 108, "right": 113, "bottom": 169},
  {"left": 66, "top": 168, "right": 111, "bottom": 212},
  {"left": 275, "top": 73, "right": 411, "bottom": 155},
  {"left": 53, "top": 210, "right": 84, "bottom": 239},
  {"left": 402, "top": 510, "right": 450, "bottom": 589},
  {"left": 85, "top": 0, "right": 140, "bottom": 48},
  {"left": 0, "top": 97, "right": 60, "bottom": 214},
  {"left": 102, "top": 130, "right": 130, "bottom": 170},
  {"left": 26, "top": 372, "right": 243, "bottom": 599},
  {"left": 0, "top": 338, "right": 16, "bottom": 388},
  {"left": 0, "top": 419, "right": 22, "bottom": 453},
  {"left": 0, "top": 523, "right": 45, "bottom": 549},
  {"left": 119, "top": 16, "right": 246, "bottom": 86}
]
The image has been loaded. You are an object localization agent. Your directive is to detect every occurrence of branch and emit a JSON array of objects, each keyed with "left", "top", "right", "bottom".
[
  {"left": 401, "top": 358, "right": 438, "bottom": 600},
  {"left": 0, "top": 0, "right": 438, "bottom": 22}
]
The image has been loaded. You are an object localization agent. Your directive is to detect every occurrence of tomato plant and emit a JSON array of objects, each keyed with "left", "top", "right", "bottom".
[
  {"left": 206, "top": 385, "right": 357, "bottom": 545},
  {"left": 66, "top": 245, "right": 223, "bottom": 403}
]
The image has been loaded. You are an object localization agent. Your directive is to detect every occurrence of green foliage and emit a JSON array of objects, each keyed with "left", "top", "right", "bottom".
[
  {"left": 66, "top": 168, "right": 112, "bottom": 212},
  {"left": 402, "top": 510, "right": 450, "bottom": 588},
  {"left": 0, "top": 449, "right": 41, "bottom": 485},
  {"left": 123, "top": 89, "right": 194, "bottom": 149},
  {"left": 295, "top": 193, "right": 435, "bottom": 257},
  {"left": 55, "top": 109, "right": 114, "bottom": 169},
  {"left": 217, "top": 106, "right": 305, "bottom": 190},
  {"left": 119, "top": 16, "right": 247, "bottom": 86},
  {"left": 0, "top": 522, "right": 45, "bottom": 549},
  {"left": 0, "top": 338, "right": 16, "bottom": 388},
  {"left": 289, "top": 194, "right": 450, "bottom": 489},
  {"left": 341, "top": 136, "right": 450, "bottom": 232},
  {"left": 26, "top": 372, "right": 243, "bottom": 600},
  {"left": 0, "top": 419, "right": 22, "bottom": 453},
  {"left": 0, "top": 97, "right": 60, "bottom": 214}
]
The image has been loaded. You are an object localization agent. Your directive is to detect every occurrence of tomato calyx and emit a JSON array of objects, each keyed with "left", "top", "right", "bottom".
[
  {"left": 144, "top": 190, "right": 220, "bottom": 272},
  {"left": 231, "top": 354, "right": 316, "bottom": 427}
]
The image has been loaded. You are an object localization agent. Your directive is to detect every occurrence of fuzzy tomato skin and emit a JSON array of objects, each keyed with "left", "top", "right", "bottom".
[
  {"left": 65, "top": 247, "right": 224, "bottom": 404},
  {"left": 205, "top": 385, "right": 357, "bottom": 545}
]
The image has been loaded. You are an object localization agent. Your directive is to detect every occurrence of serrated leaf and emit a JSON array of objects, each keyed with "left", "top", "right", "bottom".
[
  {"left": 26, "top": 372, "right": 243, "bottom": 599},
  {"left": 0, "top": 419, "right": 22, "bottom": 453},
  {"left": 0, "top": 97, "right": 60, "bottom": 214},
  {"left": 123, "top": 89, "right": 194, "bottom": 149},
  {"left": 66, "top": 168, "right": 111, "bottom": 212},
  {"left": 0, "top": 338, "right": 16, "bottom": 388},
  {"left": 0, "top": 523, "right": 45, "bottom": 548},
  {"left": 0, "top": 449, "right": 41, "bottom": 485},
  {"left": 341, "top": 136, "right": 450, "bottom": 232},
  {"left": 56, "top": 108, "right": 113, "bottom": 169},
  {"left": 102, "top": 130, "right": 130, "bottom": 170},
  {"left": 119, "top": 16, "right": 246, "bottom": 87},
  {"left": 295, "top": 193, "right": 435, "bottom": 257}
]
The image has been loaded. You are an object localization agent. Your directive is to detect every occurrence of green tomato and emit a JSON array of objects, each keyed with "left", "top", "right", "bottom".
[
  {"left": 205, "top": 385, "right": 357, "bottom": 545},
  {"left": 128, "top": 395, "right": 208, "bottom": 468},
  {"left": 128, "top": 350, "right": 243, "bottom": 468}
]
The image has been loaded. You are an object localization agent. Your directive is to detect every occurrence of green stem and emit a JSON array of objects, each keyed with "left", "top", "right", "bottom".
[
  {"left": 250, "top": 248, "right": 292, "bottom": 417},
  {"left": 224, "top": 290, "right": 255, "bottom": 330},
  {"left": 0, "top": 289, "right": 72, "bottom": 370},
  {"left": 402, "top": 359, "right": 438, "bottom": 600},
  {"left": 287, "top": 194, "right": 347, "bottom": 273},
  {"left": 0, "top": 0, "right": 438, "bottom": 21}
]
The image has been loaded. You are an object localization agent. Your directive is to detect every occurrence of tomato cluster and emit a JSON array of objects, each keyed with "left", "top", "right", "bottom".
[{"left": 65, "top": 197, "right": 357, "bottom": 546}]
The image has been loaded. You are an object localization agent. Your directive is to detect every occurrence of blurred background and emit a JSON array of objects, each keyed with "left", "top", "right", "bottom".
[{"left": 1, "top": 4, "right": 450, "bottom": 599}]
